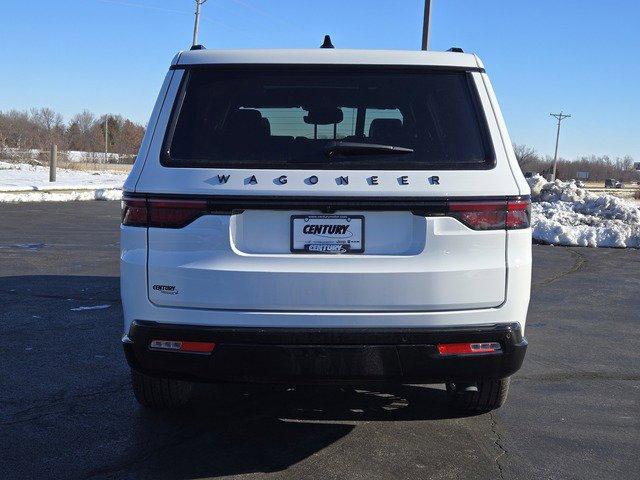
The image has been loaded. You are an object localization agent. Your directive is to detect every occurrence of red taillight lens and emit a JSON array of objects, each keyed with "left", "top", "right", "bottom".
[
  {"left": 147, "top": 198, "right": 208, "bottom": 228},
  {"left": 437, "top": 342, "right": 502, "bottom": 355},
  {"left": 149, "top": 339, "right": 216, "bottom": 354},
  {"left": 449, "top": 201, "right": 506, "bottom": 230},
  {"left": 449, "top": 199, "right": 530, "bottom": 230},
  {"left": 121, "top": 197, "right": 148, "bottom": 226},
  {"left": 506, "top": 199, "right": 531, "bottom": 229},
  {"left": 121, "top": 195, "right": 208, "bottom": 228}
]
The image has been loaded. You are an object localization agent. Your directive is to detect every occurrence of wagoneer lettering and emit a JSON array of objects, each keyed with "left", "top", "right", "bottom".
[
  {"left": 210, "top": 173, "right": 446, "bottom": 187},
  {"left": 121, "top": 47, "right": 531, "bottom": 413}
]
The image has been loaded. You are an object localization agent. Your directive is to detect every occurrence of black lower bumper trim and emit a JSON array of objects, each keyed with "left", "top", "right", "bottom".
[{"left": 124, "top": 321, "right": 527, "bottom": 384}]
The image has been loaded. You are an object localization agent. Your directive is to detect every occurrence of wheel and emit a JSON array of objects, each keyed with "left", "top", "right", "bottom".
[
  {"left": 446, "top": 377, "right": 510, "bottom": 413},
  {"left": 130, "top": 370, "right": 193, "bottom": 409}
]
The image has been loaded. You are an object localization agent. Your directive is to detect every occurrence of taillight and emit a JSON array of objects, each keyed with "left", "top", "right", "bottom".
[
  {"left": 506, "top": 199, "right": 531, "bottom": 229},
  {"left": 449, "top": 201, "right": 506, "bottom": 230},
  {"left": 121, "top": 195, "right": 208, "bottom": 228},
  {"left": 448, "top": 198, "right": 530, "bottom": 230},
  {"left": 147, "top": 198, "right": 208, "bottom": 228},
  {"left": 121, "top": 197, "right": 147, "bottom": 226}
]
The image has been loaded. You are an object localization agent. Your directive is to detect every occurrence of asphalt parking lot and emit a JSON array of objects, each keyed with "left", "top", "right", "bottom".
[{"left": 1, "top": 201, "right": 638, "bottom": 480}]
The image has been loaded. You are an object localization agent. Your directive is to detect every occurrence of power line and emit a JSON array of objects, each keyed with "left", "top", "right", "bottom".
[
  {"left": 550, "top": 111, "right": 571, "bottom": 181},
  {"left": 98, "top": 0, "right": 190, "bottom": 16}
]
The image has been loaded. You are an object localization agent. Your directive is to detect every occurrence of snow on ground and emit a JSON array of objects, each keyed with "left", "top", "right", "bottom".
[
  {"left": 0, "top": 188, "right": 122, "bottom": 203},
  {"left": 0, "top": 161, "right": 126, "bottom": 202},
  {"left": 528, "top": 175, "right": 640, "bottom": 248},
  {"left": 70, "top": 304, "right": 111, "bottom": 312},
  {"left": 2, "top": 161, "right": 639, "bottom": 248}
]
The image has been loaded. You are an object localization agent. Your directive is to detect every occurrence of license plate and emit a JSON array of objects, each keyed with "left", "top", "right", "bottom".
[{"left": 290, "top": 215, "right": 365, "bottom": 254}]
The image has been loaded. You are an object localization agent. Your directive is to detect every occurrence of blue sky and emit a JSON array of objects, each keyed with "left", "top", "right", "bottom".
[{"left": 1, "top": 0, "right": 638, "bottom": 160}]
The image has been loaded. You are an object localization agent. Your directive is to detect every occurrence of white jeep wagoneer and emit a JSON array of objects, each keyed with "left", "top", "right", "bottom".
[{"left": 121, "top": 46, "right": 531, "bottom": 413}]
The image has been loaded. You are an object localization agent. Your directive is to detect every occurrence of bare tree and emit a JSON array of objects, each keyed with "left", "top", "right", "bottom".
[
  {"left": 68, "top": 110, "right": 96, "bottom": 151},
  {"left": 0, "top": 110, "right": 32, "bottom": 149},
  {"left": 513, "top": 144, "right": 538, "bottom": 165},
  {"left": 30, "top": 107, "right": 64, "bottom": 148},
  {"left": 513, "top": 144, "right": 550, "bottom": 174},
  {"left": 1, "top": 108, "right": 144, "bottom": 156}
]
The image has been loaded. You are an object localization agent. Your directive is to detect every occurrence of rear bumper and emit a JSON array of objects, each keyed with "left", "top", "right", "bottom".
[{"left": 123, "top": 321, "right": 527, "bottom": 384}]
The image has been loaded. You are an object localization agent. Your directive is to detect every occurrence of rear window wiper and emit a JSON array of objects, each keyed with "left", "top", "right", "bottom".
[{"left": 324, "top": 141, "right": 414, "bottom": 157}]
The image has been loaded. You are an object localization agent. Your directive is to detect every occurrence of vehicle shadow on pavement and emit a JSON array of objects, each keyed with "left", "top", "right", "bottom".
[
  {"left": 125, "top": 383, "right": 468, "bottom": 478},
  {"left": 0, "top": 275, "right": 472, "bottom": 479}
]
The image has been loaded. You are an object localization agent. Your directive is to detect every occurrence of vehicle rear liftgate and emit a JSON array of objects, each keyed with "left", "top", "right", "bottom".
[
  {"left": 120, "top": 48, "right": 532, "bottom": 411},
  {"left": 122, "top": 194, "right": 530, "bottom": 312}
]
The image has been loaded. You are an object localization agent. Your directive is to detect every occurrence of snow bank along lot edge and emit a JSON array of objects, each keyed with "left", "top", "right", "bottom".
[{"left": 0, "top": 161, "right": 125, "bottom": 202}]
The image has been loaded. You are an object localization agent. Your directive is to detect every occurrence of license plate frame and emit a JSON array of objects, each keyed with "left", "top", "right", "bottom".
[{"left": 290, "top": 215, "right": 365, "bottom": 254}]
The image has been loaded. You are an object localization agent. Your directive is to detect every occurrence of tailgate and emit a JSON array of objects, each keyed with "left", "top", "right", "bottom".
[{"left": 147, "top": 201, "right": 507, "bottom": 312}]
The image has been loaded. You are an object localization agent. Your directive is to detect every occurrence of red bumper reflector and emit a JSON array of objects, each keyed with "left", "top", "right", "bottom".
[
  {"left": 150, "top": 339, "right": 216, "bottom": 354},
  {"left": 437, "top": 342, "right": 502, "bottom": 355}
]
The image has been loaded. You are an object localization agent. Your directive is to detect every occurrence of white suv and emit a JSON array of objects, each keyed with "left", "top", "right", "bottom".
[{"left": 121, "top": 47, "right": 531, "bottom": 413}]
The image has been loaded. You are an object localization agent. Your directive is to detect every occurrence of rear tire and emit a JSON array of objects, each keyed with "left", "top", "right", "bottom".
[
  {"left": 131, "top": 370, "right": 193, "bottom": 409},
  {"left": 446, "top": 377, "right": 510, "bottom": 413}
]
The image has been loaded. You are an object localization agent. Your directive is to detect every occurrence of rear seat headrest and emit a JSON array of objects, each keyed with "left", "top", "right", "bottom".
[
  {"left": 260, "top": 117, "right": 271, "bottom": 136},
  {"left": 369, "top": 118, "right": 403, "bottom": 139},
  {"left": 225, "top": 109, "right": 270, "bottom": 137}
]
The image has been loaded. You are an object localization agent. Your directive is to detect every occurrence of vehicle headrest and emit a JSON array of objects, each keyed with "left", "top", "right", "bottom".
[
  {"left": 261, "top": 117, "right": 271, "bottom": 136},
  {"left": 225, "top": 109, "right": 269, "bottom": 137},
  {"left": 369, "top": 118, "right": 403, "bottom": 140}
]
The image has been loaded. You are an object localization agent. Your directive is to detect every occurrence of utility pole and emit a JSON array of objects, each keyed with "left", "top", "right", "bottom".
[
  {"left": 192, "top": 0, "right": 207, "bottom": 47},
  {"left": 104, "top": 115, "right": 109, "bottom": 164},
  {"left": 421, "top": 0, "right": 432, "bottom": 50},
  {"left": 550, "top": 112, "right": 571, "bottom": 181}
]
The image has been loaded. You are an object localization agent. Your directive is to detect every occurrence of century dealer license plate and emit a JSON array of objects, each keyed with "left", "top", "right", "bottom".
[{"left": 290, "top": 215, "right": 365, "bottom": 254}]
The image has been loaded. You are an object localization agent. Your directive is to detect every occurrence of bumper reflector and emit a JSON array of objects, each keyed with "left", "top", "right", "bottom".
[
  {"left": 150, "top": 339, "right": 216, "bottom": 354},
  {"left": 437, "top": 342, "right": 502, "bottom": 356}
]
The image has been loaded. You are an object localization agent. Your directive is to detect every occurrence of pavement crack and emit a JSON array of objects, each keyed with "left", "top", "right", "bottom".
[
  {"left": 489, "top": 412, "right": 507, "bottom": 480},
  {"left": 532, "top": 247, "right": 586, "bottom": 290}
]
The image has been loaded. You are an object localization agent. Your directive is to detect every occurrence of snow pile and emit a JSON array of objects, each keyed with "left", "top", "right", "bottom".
[
  {"left": 528, "top": 175, "right": 640, "bottom": 248},
  {"left": 0, "top": 161, "right": 126, "bottom": 202}
]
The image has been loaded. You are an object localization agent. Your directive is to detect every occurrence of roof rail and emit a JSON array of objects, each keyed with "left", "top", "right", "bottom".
[{"left": 447, "top": 47, "right": 464, "bottom": 53}]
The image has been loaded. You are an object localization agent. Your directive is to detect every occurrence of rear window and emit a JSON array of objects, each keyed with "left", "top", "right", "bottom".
[{"left": 163, "top": 67, "right": 494, "bottom": 170}]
